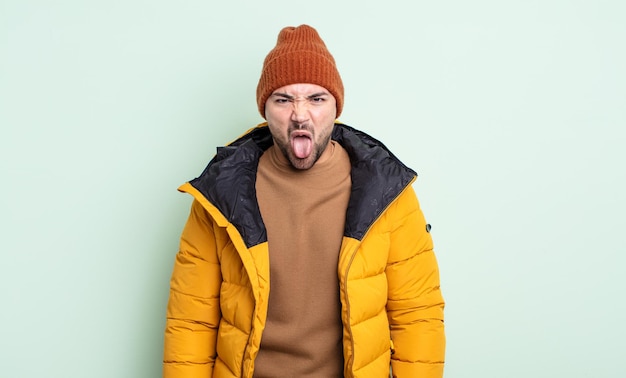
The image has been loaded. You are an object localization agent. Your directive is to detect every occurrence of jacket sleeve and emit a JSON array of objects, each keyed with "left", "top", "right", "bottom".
[
  {"left": 163, "top": 199, "right": 223, "bottom": 377},
  {"left": 385, "top": 187, "right": 445, "bottom": 378}
]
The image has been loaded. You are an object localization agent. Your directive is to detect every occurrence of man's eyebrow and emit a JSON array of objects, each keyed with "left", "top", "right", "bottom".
[
  {"left": 306, "top": 92, "right": 330, "bottom": 99},
  {"left": 271, "top": 92, "right": 294, "bottom": 99}
]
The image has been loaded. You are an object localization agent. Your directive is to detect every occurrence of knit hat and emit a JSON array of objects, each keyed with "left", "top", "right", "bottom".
[{"left": 256, "top": 24, "right": 344, "bottom": 119}]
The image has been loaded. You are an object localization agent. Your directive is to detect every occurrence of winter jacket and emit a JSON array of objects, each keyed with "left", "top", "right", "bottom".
[{"left": 163, "top": 122, "right": 445, "bottom": 377}]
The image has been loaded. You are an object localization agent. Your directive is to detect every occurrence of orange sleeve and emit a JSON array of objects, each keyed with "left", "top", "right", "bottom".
[
  {"left": 386, "top": 187, "right": 445, "bottom": 378},
  {"left": 163, "top": 200, "right": 223, "bottom": 377}
]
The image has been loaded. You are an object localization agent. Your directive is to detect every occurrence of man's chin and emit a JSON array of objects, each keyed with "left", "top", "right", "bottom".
[{"left": 289, "top": 155, "right": 317, "bottom": 170}]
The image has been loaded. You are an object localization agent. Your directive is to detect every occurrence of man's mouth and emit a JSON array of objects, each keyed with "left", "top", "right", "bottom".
[{"left": 290, "top": 131, "right": 313, "bottom": 159}]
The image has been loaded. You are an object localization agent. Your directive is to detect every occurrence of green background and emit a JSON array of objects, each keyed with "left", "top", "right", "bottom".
[{"left": 2, "top": 0, "right": 625, "bottom": 377}]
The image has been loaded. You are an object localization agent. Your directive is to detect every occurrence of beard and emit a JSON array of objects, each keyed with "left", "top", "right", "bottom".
[{"left": 274, "top": 123, "right": 332, "bottom": 170}]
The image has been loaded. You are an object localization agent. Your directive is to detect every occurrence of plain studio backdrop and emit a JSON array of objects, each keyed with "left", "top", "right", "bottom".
[{"left": 1, "top": 1, "right": 624, "bottom": 377}]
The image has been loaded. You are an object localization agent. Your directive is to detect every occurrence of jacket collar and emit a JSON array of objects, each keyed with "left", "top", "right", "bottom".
[{"left": 190, "top": 123, "right": 416, "bottom": 247}]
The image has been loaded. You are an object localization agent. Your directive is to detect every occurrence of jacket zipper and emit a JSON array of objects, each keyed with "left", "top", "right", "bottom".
[{"left": 341, "top": 243, "right": 360, "bottom": 377}]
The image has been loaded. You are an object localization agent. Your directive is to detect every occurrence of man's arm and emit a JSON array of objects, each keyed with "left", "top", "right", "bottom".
[
  {"left": 163, "top": 199, "right": 223, "bottom": 377},
  {"left": 386, "top": 187, "right": 445, "bottom": 378}
]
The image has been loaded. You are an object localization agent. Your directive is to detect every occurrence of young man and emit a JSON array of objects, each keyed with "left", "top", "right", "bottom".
[{"left": 163, "top": 25, "right": 445, "bottom": 378}]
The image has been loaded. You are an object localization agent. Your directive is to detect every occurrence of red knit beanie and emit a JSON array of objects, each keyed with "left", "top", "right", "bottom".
[{"left": 256, "top": 25, "right": 344, "bottom": 119}]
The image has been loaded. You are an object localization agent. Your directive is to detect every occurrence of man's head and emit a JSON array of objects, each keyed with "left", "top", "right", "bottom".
[
  {"left": 265, "top": 83, "right": 337, "bottom": 170},
  {"left": 257, "top": 25, "right": 344, "bottom": 170}
]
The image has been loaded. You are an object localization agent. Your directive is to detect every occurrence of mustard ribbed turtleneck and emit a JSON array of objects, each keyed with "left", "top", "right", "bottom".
[{"left": 254, "top": 141, "right": 351, "bottom": 377}]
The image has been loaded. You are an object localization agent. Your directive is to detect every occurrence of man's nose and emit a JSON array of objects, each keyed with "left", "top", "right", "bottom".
[{"left": 290, "top": 99, "right": 309, "bottom": 122}]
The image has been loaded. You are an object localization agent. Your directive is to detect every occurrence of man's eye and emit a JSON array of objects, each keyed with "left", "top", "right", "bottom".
[
  {"left": 275, "top": 98, "right": 289, "bottom": 104},
  {"left": 311, "top": 97, "right": 325, "bottom": 103}
]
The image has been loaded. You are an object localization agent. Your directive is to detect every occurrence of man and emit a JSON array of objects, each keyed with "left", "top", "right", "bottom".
[{"left": 163, "top": 24, "right": 445, "bottom": 378}]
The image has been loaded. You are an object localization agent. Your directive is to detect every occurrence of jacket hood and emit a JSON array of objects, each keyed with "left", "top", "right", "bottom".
[{"left": 188, "top": 123, "right": 417, "bottom": 248}]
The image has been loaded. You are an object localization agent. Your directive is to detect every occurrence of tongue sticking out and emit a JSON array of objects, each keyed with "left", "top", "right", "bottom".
[{"left": 292, "top": 136, "right": 313, "bottom": 159}]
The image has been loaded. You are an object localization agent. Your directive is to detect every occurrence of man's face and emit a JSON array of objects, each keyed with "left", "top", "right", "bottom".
[{"left": 265, "top": 83, "right": 337, "bottom": 170}]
